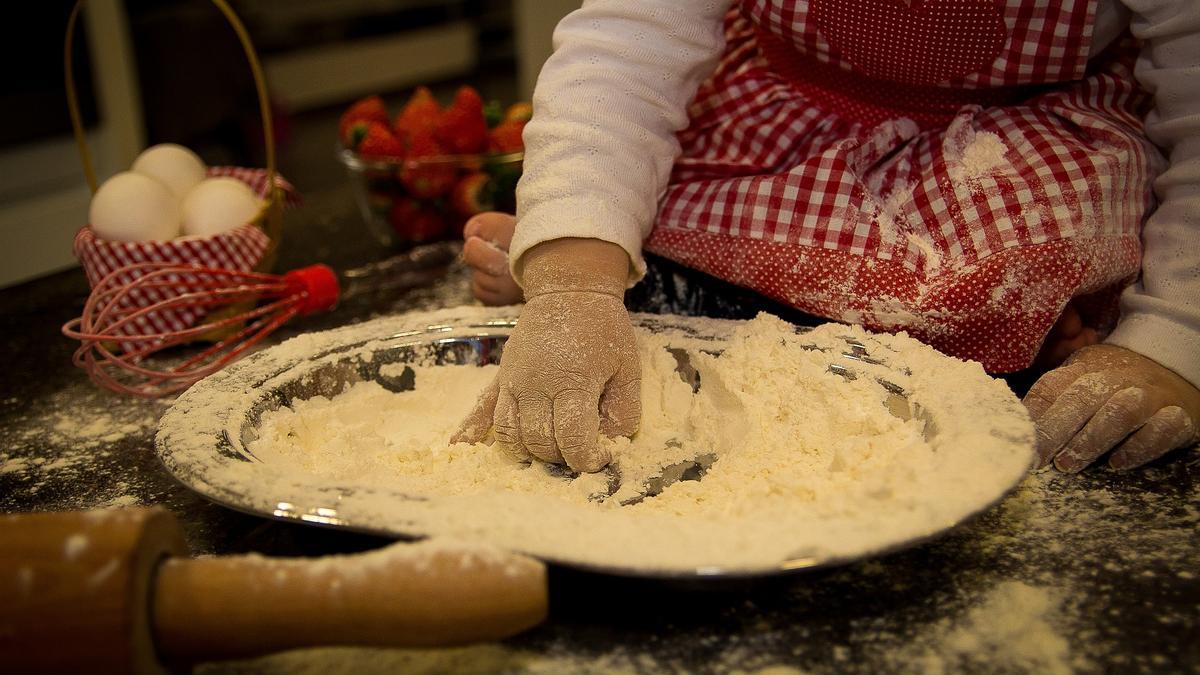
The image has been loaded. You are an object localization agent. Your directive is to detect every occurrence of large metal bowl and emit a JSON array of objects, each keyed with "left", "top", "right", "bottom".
[{"left": 157, "top": 308, "right": 1033, "bottom": 579}]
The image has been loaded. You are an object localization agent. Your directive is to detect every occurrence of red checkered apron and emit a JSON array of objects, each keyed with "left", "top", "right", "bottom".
[{"left": 646, "top": 0, "right": 1163, "bottom": 372}]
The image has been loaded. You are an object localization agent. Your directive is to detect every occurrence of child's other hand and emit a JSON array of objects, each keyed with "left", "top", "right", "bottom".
[
  {"left": 452, "top": 238, "right": 640, "bottom": 473},
  {"left": 1023, "top": 345, "right": 1200, "bottom": 472},
  {"left": 463, "top": 212, "right": 523, "bottom": 305},
  {"left": 1035, "top": 302, "right": 1099, "bottom": 368}
]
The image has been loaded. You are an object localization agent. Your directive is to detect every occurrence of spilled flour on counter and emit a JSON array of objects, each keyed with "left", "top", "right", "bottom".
[
  {"left": 161, "top": 308, "right": 1034, "bottom": 573},
  {"left": 1, "top": 383, "right": 168, "bottom": 510},
  {"left": 200, "top": 644, "right": 660, "bottom": 675},
  {"left": 900, "top": 581, "right": 1077, "bottom": 674},
  {"left": 193, "top": 439, "right": 1197, "bottom": 675}
]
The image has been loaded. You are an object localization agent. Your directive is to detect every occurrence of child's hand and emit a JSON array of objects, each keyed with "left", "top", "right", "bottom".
[
  {"left": 453, "top": 238, "right": 640, "bottom": 473},
  {"left": 462, "top": 213, "right": 523, "bottom": 305},
  {"left": 1023, "top": 345, "right": 1200, "bottom": 472},
  {"left": 1034, "top": 302, "right": 1099, "bottom": 368}
]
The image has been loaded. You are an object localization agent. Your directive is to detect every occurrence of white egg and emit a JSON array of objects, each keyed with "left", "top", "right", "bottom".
[
  {"left": 89, "top": 172, "right": 181, "bottom": 242},
  {"left": 131, "top": 143, "right": 208, "bottom": 199},
  {"left": 180, "top": 177, "right": 263, "bottom": 237}
]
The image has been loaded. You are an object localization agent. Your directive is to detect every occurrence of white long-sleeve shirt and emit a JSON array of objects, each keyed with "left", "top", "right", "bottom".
[{"left": 511, "top": 0, "right": 1200, "bottom": 387}]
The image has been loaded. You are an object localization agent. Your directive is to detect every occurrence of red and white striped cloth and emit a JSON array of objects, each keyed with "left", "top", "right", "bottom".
[
  {"left": 74, "top": 167, "right": 300, "bottom": 342},
  {"left": 647, "top": 0, "right": 1163, "bottom": 372}
]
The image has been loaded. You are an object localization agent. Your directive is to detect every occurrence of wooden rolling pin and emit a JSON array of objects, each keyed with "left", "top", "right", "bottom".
[{"left": 0, "top": 508, "right": 548, "bottom": 674}]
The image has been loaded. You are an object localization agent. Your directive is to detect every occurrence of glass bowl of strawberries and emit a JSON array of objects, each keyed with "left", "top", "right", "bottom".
[{"left": 337, "top": 85, "right": 527, "bottom": 247}]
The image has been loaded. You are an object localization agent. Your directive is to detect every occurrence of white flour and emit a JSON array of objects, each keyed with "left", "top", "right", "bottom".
[
  {"left": 1, "top": 384, "right": 167, "bottom": 509},
  {"left": 898, "top": 581, "right": 1078, "bottom": 674},
  {"left": 193, "top": 458, "right": 1197, "bottom": 674},
  {"left": 197, "top": 462, "right": 1199, "bottom": 674},
  {"left": 178, "top": 537, "right": 542, "bottom": 585},
  {"left": 198, "top": 579, "right": 1068, "bottom": 675},
  {"left": 957, "top": 130, "right": 1009, "bottom": 180},
  {"left": 162, "top": 307, "right": 1034, "bottom": 574},
  {"left": 201, "top": 644, "right": 657, "bottom": 675}
]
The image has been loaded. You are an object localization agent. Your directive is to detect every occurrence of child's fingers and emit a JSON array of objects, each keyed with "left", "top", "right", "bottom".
[
  {"left": 1049, "top": 303, "right": 1083, "bottom": 339},
  {"left": 1023, "top": 361, "right": 1089, "bottom": 422},
  {"left": 519, "top": 395, "right": 564, "bottom": 464},
  {"left": 1038, "top": 327, "right": 1100, "bottom": 369},
  {"left": 451, "top": 376, "right": 500, "bottom": 445},
  {"left": 472, "top": 273, "right": 523, "bottom": 306},
  {"left": 472, "top": 272, "right": 506, "bottom": 294},
  {"left": 1032, "top": 372, "right": 1122, "bottom": 467},
  {"left": 464, "top": 236, "right": 510, "bottom": 277},
  {"left": 493, "top": 387, "right": 529, "bottom": 462},
  {"left": 463, "top": 212, "right": 517, "bottom": 249},
  {"left": 471, "top": 282, "right": 506, "bottom": 306},
  {"left": 1108, "top": 407, "right": 1195, "bottom": 470},
  {"left": 1052, "top": 386, "right": 1161, "bottom": 473},
  {"left": 460, "top": 213, "right": 522, "bottom": 308},
  {"left": 553, "top": 388, "right": 609, "bottom": 474},
  {"left": 599, "top": 357, "right": 641, "bottom": 439}
]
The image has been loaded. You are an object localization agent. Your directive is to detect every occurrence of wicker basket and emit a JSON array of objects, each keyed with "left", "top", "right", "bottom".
[{"left": 64, "top": 0, "right": 293, "bottom": 340}]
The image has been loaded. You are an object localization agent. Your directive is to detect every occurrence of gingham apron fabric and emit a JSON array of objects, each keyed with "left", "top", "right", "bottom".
[
  {"left": 646, "top": 0, "right": 1164, "bottom": 372},
  {"left": 74, "top": 167, "right": 300, "bottom": 344}
]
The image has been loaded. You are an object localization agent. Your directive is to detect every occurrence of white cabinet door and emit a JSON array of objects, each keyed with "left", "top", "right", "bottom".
[{"left": 0, "top": 0, "right": 144, "bottom": 288}]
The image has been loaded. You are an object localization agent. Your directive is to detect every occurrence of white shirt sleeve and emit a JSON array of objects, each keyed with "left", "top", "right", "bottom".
[
  {"left": 1105, "top": 0, "right": 1200, "bottom": 388},
  {"left": 509, "top": 0, "right": 733, "bottom": 286},
  {"left": 512, "top": 0, "right": 1200, "bottom": 389}
]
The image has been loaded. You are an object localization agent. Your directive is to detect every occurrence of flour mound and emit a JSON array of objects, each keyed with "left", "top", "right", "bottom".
[{"left": 185, "top": 310, "right": 1035, "bottom": 573}]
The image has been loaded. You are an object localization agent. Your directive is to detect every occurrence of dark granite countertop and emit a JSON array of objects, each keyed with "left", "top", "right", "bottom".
[{"left": 1, "top": 187, "right": 1196, "bottom": 674}]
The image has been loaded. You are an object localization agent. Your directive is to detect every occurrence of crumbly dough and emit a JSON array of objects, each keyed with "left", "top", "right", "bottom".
[{"left": 238, "top": 312, "right": 1033, "bottom": 572}]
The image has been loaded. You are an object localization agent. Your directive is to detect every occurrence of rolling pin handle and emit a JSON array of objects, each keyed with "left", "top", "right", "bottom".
[{"left": 0, "top": 507, "right": 188, "bottom": 674}]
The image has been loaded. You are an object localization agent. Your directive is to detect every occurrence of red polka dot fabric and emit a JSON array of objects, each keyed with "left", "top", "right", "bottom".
[
  {"left": 647, "top": 2, "right": 1162, "bottom": 372},
  {"left": 747, "top": 0, "right": 1097, "bottom": 89},
  {"left": 811, "top": 0, "right": 1008, "bottom": 86}
]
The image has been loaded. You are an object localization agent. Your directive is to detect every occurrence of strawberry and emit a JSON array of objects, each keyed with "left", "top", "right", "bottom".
[
  {"left": 504, "top": 102, "right": 533, "bottom": 123},
  {"left": 450, "top": 172, "right": 495, "bottom": 217},
  {"left": 434, "top": 85, "right": 488, "bottom": 155},
  {"left": 398, "top": 131, "right": 455, "bottom": 198},
  {"left": 487, "top": 119, "right": 525, "bottom": 153},
  {"left": 389, "top": 198, "right": 445, "bottom": 242},
  {"left": 483, "top": 100, "right": 504, "bottom": 128},
  {"left": 339, "top": 95, "right": 389, "bottom": 148},
  {"left": 342, "top": 119, "right": 373, "bottom": 151},
  {"left": 357, "top": 121, "right": 406, "bottom": 159},
  {"left": 393, "top": 86, "right": 440, "bottom": 145}
]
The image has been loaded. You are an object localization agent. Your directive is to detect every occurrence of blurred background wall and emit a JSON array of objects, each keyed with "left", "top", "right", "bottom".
[{"left": 0, "top": 0, "right": 577, "bottom": 287}]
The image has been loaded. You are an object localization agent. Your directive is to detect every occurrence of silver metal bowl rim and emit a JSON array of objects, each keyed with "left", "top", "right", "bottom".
[
  {"left": 156, "top": 314, "right": 1034, "bottom": 580},
  {"left": 338, "top": 147, "right": 524, "bottom": 172}
]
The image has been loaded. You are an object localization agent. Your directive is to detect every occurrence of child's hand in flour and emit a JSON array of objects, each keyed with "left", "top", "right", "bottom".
[
  {"left": 463, "top": 213, "right": 523, "bottom": 306},
  {"left": 1023, "top": 345, "right": 1200, "bottom": 472},
  {"left": 452, "top": 238, "right": 641, "bottom": 472}
]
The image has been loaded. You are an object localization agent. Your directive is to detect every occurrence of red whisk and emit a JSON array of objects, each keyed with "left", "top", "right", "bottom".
[{"left": 62, "top": 244, "right": 456, "bottom": 397}]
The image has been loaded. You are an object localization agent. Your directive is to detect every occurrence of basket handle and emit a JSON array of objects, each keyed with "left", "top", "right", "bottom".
[{"left": 64, "top": 0, "right": 277, "bottom": 194}]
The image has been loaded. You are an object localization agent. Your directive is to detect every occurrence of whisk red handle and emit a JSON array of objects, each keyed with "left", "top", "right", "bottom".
[
  {"left": 62, "top": 243, "right": 456, "bottom": 397},
  {"left": 283, "top": 264, "right": 340, "bottom": 315}
]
